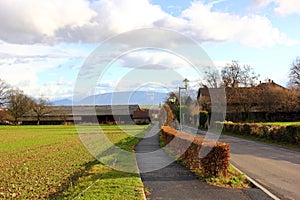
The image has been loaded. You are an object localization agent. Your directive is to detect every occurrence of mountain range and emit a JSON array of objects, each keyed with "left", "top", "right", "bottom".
[{"left": 52, "top": 91, "right": 169, "bottom": 106}]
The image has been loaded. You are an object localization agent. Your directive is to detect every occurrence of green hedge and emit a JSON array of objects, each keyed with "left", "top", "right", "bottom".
[
  {"left": 161, "top": 126, "right": 230, "bottom": 178},
  {"left": 222, "top": 122, "right": 300, "bottom": 145}
]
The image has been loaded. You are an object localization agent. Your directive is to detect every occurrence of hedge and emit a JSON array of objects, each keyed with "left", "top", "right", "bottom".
[
  {"left": 161, "top": 126, "right": 230, "bottom": 178},
  {"left": 222, "top": 122, "right": 300, "bottom": 145}
]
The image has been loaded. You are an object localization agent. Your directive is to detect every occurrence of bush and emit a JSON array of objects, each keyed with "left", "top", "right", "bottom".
[
  {"left": 161, "top": 126, "right": 230, "bottom": 178},
  {"left": 222, "top": 122, "right": 300, "bottom": 145}
]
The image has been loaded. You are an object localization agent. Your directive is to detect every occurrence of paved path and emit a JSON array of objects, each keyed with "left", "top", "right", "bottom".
[
  {"left": 183, "top": 126, "right": 300, "bottom": 200},
  {"left": 136, "top": 124, "right": 272, "bottom": 200}
]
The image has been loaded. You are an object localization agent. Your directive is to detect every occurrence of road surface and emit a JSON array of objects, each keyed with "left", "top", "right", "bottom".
[{"left": 182, "top": 126, "right": 300, "bottom": 200}]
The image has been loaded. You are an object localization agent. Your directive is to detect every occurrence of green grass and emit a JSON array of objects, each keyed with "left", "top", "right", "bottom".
[
  {"left": 193, "top": 165, "right": 251, "bottom": 188},
  {"left": 59, "top": 162, "right": 145, "bottom": 200},
  {"left": 257, "top": 121, "right": 300, "bottom": 126},
  {"left": 0, "top": 124, "right": 149, "bottom": 199}
]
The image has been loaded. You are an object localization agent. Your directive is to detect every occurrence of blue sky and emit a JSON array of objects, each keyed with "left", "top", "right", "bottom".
[{"left": 0, "top": 0, "right": 300, "bottom": 100}]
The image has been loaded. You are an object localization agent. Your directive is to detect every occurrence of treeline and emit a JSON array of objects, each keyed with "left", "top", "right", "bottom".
[
  {"left": 198, "top": 59, "right": 300, "bottom": 122},
  {"left": 0, "top": 79, "right": 52, "bottom": 125}
]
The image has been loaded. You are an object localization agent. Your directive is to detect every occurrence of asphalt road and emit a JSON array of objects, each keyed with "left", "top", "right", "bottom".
[
  {"left": 136, "top": 124, "right": 272, "bottom": 200},
  {"left": 182, "top": 126, "right": 300, "bottom": 200}
]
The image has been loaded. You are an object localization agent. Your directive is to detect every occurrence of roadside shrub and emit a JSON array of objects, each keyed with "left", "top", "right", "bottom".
[
  {"left": 242, "top": 124, "right": 251, "bottom": 135},
  {"left": 222, "top": 122, "right": 300, "bottom": 145},
  {"left": 232, "top": 123, "right": 241, "bottom": 134},
  {"left": 161, "top": 126, "right": 230, "bottom": 178},
  {"left": 286, "top": 126, "right": 300, "bottom": 144},
  {"left": 252, "top": 124, "right": 265, "bottom": 137}
]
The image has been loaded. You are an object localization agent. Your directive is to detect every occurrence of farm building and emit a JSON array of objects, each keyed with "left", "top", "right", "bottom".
[
  {"left": 132, "top": 108, "right": 151, "bottom": 125},
  {"left": 22, "top": 105, "right": 150, "bottom": 125},
  {"left": 197, "top": 80, "right": 300, "bottom": 122}
]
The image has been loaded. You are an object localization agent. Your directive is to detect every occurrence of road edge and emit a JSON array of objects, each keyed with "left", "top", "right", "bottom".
[{"left": 230, "top": 164, "right": 280, "bottom": 200}]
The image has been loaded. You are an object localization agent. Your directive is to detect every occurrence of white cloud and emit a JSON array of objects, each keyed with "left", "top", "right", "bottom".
[
  {"left": 250, "top": 0, "right": 300, "bottom": 16},
  {"left": 181, "top": 1, "right": 298, "bottom": 47},
  {"left": 0, "top": 0, "right": 296, "bottom": 47},
  {"left": 0, "top": 41, "right": 92, "bottom": 99},
  {"left": 119, "top": 50, "right": 192, "bottom": 69},
  {"left": 56, "top": 77, "right": 73, "bottom": 86},
  {"left": 56, "top": 0, "right": 173, "bottom": 43},
  {"left": 0, "top": 0, "right": 96, "bottom": 43},
  {"left": 65, "top": 0, "right": 298, "bottom": 47},
  {"left": 250, "top": 0, "right": 274, "bottom": 8},
  {"left": 274, "top": 0, "right": 300, "bottom": 16}
]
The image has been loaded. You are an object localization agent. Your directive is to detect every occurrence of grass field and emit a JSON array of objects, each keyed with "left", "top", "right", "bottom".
[
  {"left": 0, "top": 124, "right": 149, "bottom": 199},
  {"left": 257, "top": 122, "right": 300, "bottom": 126}
]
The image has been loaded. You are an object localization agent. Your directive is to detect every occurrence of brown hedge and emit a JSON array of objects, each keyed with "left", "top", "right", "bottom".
[
  {"left": 161, "top": 126, "right": 230, "bottom": 178},
  {"left": 222, "top": 122, "right": 300, "bottom": 145}
]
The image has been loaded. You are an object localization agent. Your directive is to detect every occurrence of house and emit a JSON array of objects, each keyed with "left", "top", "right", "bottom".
[
  {"left": 132, "top": 108, "right": 151, "bottom": 125},
  {"left": 197, "top": 80, "right": 300, "bottom": 122},
  {"left": 22, "top": 105, "right": 143, "bottom": 125}
]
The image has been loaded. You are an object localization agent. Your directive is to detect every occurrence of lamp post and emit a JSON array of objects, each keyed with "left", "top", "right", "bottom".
[{"left": 178, "top": 78, "right": 189, "bottom": 131}]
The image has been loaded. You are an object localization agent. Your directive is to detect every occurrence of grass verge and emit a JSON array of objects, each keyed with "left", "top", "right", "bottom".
[
  {"left": 192, "top": 165, "right": 251, "bottom": 188},
  {"left": 58, "top": 162, "right": 145, "bottom": 200}
]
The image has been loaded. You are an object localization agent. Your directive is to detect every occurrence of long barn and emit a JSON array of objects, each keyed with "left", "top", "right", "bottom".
[{"left": 22, "top": 105, "right": 147, "bottom": 125}]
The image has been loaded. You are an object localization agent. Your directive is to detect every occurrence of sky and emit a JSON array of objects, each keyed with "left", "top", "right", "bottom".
[{"left": 0, "top": 0, "right": 300, "bottom": 101}]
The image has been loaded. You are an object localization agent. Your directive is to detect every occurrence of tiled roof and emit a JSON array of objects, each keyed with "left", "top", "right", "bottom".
[{"left": 24, "top": 105, "right": 140, "bottom": 117}]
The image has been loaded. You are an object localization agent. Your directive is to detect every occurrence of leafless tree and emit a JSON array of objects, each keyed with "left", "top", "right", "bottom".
[
  {"left": 8, "top": 90, "right": 34, "bottom": 124},
  {"left": 219, "top": 61, "right": 260, "bottom": 120},
  {"left": 226, "top": 87, "right": 260, "bottom": 121},
  {"left": 32, "top": 96, "right": 53, "bottom": 125},
  {"left": 259, "top": 86, "right": 299, "bottom": 120},
  {"left": 288, "top": 57, "right": 300, "bottom": 88},
  {"left": 198, "top": 69, "right": 222, "bottom": 88},
  {"left": 221, "top": 60, "right": 259, "bottom": 87},
  {"left": 0, "top": 79, "right": 10, "bottom": 107}
]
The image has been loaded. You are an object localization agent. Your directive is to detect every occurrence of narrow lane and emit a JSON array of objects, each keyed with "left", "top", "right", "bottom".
[
  {"left": 136, "top": 124, "right": 272, "bottom": 200},
  {"left": 182, "top": 126, "right": 300, "bottom": 200}
]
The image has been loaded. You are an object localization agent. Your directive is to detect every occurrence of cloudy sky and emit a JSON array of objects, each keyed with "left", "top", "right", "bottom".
[{"left": 0, "top": 0, "right": 300, "bottom": 100}]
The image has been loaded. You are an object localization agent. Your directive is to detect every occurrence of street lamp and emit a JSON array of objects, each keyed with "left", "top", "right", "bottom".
[{"left": 179, "top": 78, "right": 189, "bottom": 131}]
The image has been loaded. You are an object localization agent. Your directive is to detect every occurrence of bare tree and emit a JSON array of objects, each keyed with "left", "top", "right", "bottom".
[
  {"left": 226, "top": 87, "right": 260, "bottom": 121},
  {"left": 221, "top": 60, "right": 259, "bottom": 87},
  {"left": 8, "top": 90, "right": 34, "bottom": 124},
  {"left": 288, "top": 57, "right": 300, "bottom": 88},
  {"left": 198, "top": 69, "right": 222, "bottom": 88},
  {"left": 32, "top": 96, "right": 53, "bottom": 125},
  {"left": 0, "top": 79, "right": 10, "bottom": 107},
  {"left": 259, "top": 85, "right": 299, "bottom": 120}
]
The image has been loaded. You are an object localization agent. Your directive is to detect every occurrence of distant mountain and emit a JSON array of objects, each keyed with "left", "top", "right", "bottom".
[
  {"left": 52, "top": 98, "right": 73, "bottom": 106},
  {"left": 80, "top": 91, "right": 169, "bottom": 105},
  {"left": 52, "top": 91, "right": 169, "bottom": 106}
]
